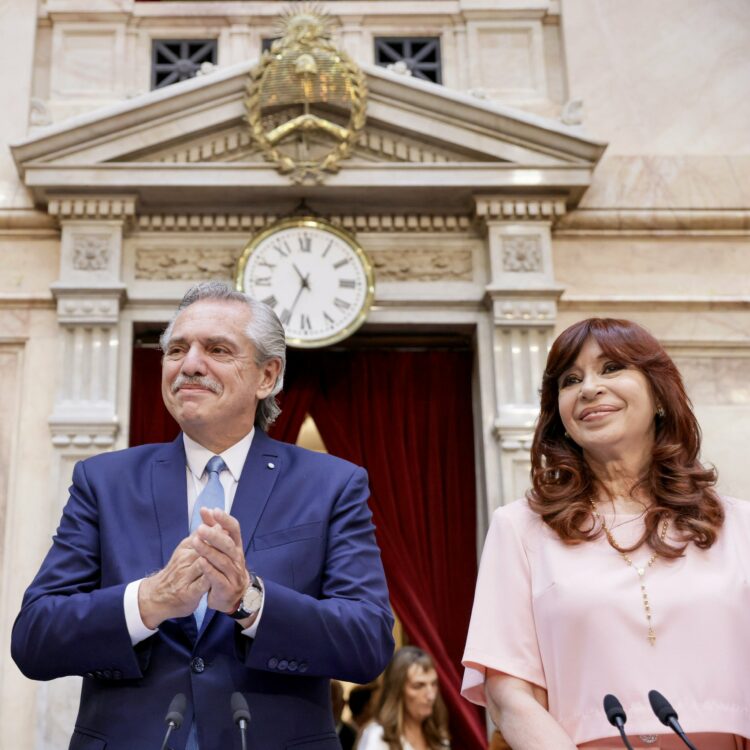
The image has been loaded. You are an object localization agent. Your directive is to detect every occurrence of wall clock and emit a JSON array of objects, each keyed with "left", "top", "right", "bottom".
[{"left": 236, "top": 217, "right": 375, "bottom": 348}]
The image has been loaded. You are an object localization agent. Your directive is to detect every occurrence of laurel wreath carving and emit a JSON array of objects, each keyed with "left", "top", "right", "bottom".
[{"left": 245, "top": 33, "right": 368, "bottom": 184}]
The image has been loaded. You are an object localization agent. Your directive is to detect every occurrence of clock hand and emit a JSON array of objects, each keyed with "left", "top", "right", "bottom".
[
  {"left": 292, "top": 263, "right": 311, "bottom": 290},
  {"left": 286, "top": 277, "right": 308, "bottom": 321}
]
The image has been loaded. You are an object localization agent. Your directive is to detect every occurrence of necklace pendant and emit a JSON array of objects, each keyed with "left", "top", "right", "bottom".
[
  {"left": 648, "top": 630, "right": 656, "bottom": 646},
  {"left": 637, "top": 567, "right": 645, "bottom": 576}
]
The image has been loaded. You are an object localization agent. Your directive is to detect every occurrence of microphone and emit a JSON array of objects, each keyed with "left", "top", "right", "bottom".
[
  {"left": 231, "top": 691, "right": 251, "bottom": 750},
  {"left": 160, "top": 693, "right": 186, "bottom": 750},
  {"left": 648, "top": 690, "right": 699, "bottom": 750},
  {"left": 603, "top": 694, "right": 635, "bottom": 750}
]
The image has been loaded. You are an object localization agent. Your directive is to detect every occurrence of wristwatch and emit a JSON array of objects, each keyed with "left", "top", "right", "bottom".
[{"left": 228, "top": 572, "right": 264, "bottom": 620}]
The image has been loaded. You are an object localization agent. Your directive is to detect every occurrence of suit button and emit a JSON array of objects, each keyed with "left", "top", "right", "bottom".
[
  {"left": 278, "top": 659, "right": 288, "bottom": 671},
  {"left": 102, "top": 670, "right": 112, "bottom": 679},
  {"left": 288, "top": 660, "right": 298, "bottom": 672},
  {"left": 267, "top": 657, "right": 278, "bottom": 669},
  {"left": 84, "top": 672, "right": 94, "bottom": 679},
  {"left": 191, "top": 657, "right": 205, "bottom": 674},
  {"left": 299, "top": 662, "right": 308, "bottom": 673},
  {"left": 94, "top": 671, "right": 103, "bottom": 678},
  {"left": 112, "top": 670, "right": 122, "bottom": 680}
]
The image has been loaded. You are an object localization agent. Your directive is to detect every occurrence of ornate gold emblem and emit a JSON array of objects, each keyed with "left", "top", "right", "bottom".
[{"left": 245, "top": 5, "right": 367, "bottom": 184}]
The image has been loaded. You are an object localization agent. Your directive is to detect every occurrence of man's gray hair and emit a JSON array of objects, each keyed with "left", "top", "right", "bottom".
[{"left": 160, "top": 281, "right": 286, "bottom": 431}]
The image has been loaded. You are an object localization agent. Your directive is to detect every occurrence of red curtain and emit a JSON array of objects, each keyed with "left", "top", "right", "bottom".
[
  {"left": 275, "top": 350, "right": 484, "bottom": 749},
  {"left": 130, "top": 346, "right": 485, "bottom": 749}
]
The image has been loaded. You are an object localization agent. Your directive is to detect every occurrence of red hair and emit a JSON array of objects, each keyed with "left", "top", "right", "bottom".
[{"left": 527, "top": 318, "right": 723, "bottom": 557}]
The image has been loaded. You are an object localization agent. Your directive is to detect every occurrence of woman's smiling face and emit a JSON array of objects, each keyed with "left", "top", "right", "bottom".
[{"left": 557, "top": 337, "right": 658, "bottom": 460}]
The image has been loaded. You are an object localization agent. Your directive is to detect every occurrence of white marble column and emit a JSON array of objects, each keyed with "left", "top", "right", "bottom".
[
  {"left": 475, "top": 196, "right": 564, "bottom": 522},
  {"left": 37, "top": 195, "right": 134, "bottom": 750}
]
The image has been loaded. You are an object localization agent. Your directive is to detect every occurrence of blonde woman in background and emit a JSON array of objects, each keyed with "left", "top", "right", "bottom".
[{"left": 358, "top": 647, "right": 450, "bottom": 750}]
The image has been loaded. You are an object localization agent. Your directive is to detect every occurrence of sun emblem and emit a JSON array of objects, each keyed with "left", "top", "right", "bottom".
[{"left": 245, "top": 4, "right": 368, "bottom": 184}]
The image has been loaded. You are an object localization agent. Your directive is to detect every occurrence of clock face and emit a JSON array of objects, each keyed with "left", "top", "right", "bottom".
[{"left": 236, "top": 218, "right": 375, "bottom": 348}]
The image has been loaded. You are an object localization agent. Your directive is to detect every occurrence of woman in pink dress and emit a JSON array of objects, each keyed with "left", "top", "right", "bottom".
[{"left": 462, "top": 318, "right": 750, "bottom": 750}]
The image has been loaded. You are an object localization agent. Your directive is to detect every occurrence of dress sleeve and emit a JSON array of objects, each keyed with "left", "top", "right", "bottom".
[{"left": 461, "top": 503, "right": 546, "bottom": 705}]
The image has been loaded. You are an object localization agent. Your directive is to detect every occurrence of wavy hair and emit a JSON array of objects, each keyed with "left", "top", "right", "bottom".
[
  {"left": 377, "top": 647, "right": 450, "bottom": 750},
  {"left": 527, "top": 318, "right": 723, "bottom": 557},
  {"left": 160, "top": 281, "right": 286, "bottom": 431}
]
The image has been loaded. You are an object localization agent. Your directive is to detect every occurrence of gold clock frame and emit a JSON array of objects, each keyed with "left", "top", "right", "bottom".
[{"left": 235, "top": 216, "right": 376, "bottom": 349}]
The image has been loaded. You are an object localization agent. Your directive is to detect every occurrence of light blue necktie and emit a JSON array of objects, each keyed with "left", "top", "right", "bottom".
[
  {"left": 191, "top": 455, "right": 227, "bottom": 628},
  {"left": 187, "top": 455, "right": 227, "bottom": 750}
]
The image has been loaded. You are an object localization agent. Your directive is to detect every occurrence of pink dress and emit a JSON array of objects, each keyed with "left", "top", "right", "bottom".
[{"left": 462, "top": 497, "right": 750, "bottom": 749}]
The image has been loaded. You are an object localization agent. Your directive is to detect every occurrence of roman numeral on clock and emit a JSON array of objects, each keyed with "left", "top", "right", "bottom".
[
  {"left": 272, "top": 241, "right": 291, "bottom": 258},
  {"left": 338, "top": 279, "right": 356, "bottom": 289},
  {"left": 333, "top": 297, "right": 351, "bottom": 311},
  {"left": 333, "top": 258, "right": 350, "bottom": 270},
  {"left": 299, "top": 314, "right": 312, "bottom": 331},
  {"left": 298, "top": 234, "right": 312, "bottom": 253},
  {"left": 280, "top": 308, "right": 291, "bottom": 325},
  {"left": 254, "top": 276, "right": 272, "bottom": 286},
  {"left": 261, "top": 295, "right": 278, "bottom": 309}
]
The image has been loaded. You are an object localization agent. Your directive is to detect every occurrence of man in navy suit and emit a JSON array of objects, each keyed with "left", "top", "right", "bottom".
[{"left": 12, "top": 281, "right": 394, "bottom": 750}]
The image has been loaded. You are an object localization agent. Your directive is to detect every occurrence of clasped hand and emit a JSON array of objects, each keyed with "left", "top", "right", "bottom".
[{"left": 138, "top": 508, "right": 250, "bottom": 629}]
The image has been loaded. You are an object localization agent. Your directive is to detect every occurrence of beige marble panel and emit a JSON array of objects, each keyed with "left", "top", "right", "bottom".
[
  {"left": 553, "top": 236, "right": 750, "bottom": 298},
  {"left": 53, "top": 27, "right": 120, "bottom": 96},
  {"left": 470, "top": 21, "right": 547, "bottom": 100},
  {"left": 562, "top": 0, "right": 750, "bottom": 156},
  {"left": 673, "top": 356, "right": 750, "bottom": 406},
  {"left": 578, "top": 156, "right": 750, "bottom": 210},
  {"left": 0, "top": 237, "right": 60, "bottom": 295}
]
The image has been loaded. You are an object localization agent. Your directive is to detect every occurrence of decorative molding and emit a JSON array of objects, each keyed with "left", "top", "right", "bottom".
[
  {"left": 135, "top": 247, "right": 238, "bottom": 281},
  {"left": 370, "top": 248, "right": 473, "bottom": 282},
  {"left": 29, "top": 97, "right": 52, "bottom": 127},
  {"left": 72, "top": 233, "right": 110, "bottom": 270},
  {"left": 48, "top": 195, "right": 137, "bottom": 222},
  {"left": 135, "top": 245, "right": 474, "bottom": 282},
  {"left": 139, "top": 121, "right": 472, "bottom": 166},
  {"left": 555, "top": 209, "right": 750, "bottom": 235},
  {"left": 49, "top": 422, "right": 118, "bottom": 449},
  {"left": 492, "top": 297, "right": 557, "bottom": 322},
  {"left": 136, "top": 213, "right": 474, "bottom": 233},
  {"left": 50, "top": 284, "right": 126, "bottom": 325},
  {"left": 501, "top": 235, "right": 542, "bottom": 272},
  {"left": 475, "top": 196, "right": 566, "bottom": 221}
]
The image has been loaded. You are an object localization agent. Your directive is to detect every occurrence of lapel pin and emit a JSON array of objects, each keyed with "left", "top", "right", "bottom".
[{"left": 267, "top": 462, "right": 275, "bottom": 470}]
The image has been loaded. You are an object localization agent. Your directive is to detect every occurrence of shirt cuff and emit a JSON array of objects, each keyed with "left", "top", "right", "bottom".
[
  {"left": 240, "top": 578, "right": 266, "bottom": 639},
  {"left": 124, "top": 579, "right": 159, "bottom": 646}
]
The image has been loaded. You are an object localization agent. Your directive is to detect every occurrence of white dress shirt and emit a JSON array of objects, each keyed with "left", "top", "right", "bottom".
[{"left": 123, "top": 428, "right": 265, "bottom": 644}]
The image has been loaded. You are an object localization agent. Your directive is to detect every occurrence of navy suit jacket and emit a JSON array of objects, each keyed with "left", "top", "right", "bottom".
[{"left": 12, "top": 430, "right": 394, "bottom": 750}]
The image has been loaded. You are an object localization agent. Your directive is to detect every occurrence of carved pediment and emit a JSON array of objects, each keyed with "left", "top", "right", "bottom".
[
  {"left": 120, "top": 113, "right": 496, "bottom": 166},
  {"left": 11, "top": 61, "right": 606, "bottom": 211}
]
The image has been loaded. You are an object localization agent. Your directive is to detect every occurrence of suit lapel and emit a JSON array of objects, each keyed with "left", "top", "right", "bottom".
[
  {"left": 151, "top": 435, "right": 190, "bottom": 567},
  {"left": 197, "top": 429, "right": 282, "bottom": 638},
  {"left": 151, "top": 435, "right": 198, "bottom": 642}
]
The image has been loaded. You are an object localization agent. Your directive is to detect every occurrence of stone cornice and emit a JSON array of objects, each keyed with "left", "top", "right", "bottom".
[
  {"left": 48, "top": 195, "right": 138, "bottom": 222},
  {"left": 475, "top": 194, "right": 566, "bottom": 221},
  {"left": 555, "top": 209, "right": 750, "bottom": 235},
  {"left": 136, "top": 212, "right": 474, "bottom": 233}
]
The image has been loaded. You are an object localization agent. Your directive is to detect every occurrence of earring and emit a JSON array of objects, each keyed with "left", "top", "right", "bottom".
[
  {"left": 656, "top": 405, "right": 665, "bottom": 418},
  {"left": 564, "top": 431, "right": 570, "bottom": 439}
]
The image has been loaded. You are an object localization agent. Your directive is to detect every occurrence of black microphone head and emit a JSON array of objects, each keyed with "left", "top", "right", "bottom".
[
  {"left": 231, "top": 691, "right": 251, "bottom": 725},
  {"left": 648, "top": 690, "right": 678, "bottom": 725},
  {"left": 165, "top": 693, "right": 187, "bottom": 729},
  {"left": 603, "top": 694, "right": 627, "bottom": 726}
]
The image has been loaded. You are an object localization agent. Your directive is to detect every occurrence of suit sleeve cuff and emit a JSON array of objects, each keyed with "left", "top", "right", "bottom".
[{"left": 124, "top": 579, "right": 159, "bottom": 646}]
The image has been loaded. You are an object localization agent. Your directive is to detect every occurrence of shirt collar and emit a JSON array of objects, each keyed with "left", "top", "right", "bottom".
[{"left": 183, "top": 428, "right": 255, "bottom": 483}]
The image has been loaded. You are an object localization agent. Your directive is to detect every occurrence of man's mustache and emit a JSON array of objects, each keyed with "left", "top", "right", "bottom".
[{"left": 171, "top": 374, "right": 222, "bottom": 394}]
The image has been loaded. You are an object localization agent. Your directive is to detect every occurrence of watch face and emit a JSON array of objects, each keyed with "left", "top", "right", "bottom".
[{"left": 236, "top": 218, "right": 375, "bottom": 348}]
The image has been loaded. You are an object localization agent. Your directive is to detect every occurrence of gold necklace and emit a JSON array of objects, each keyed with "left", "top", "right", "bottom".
[{"left": 590, "top": 501, "right": 669, "bottom": 646}]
